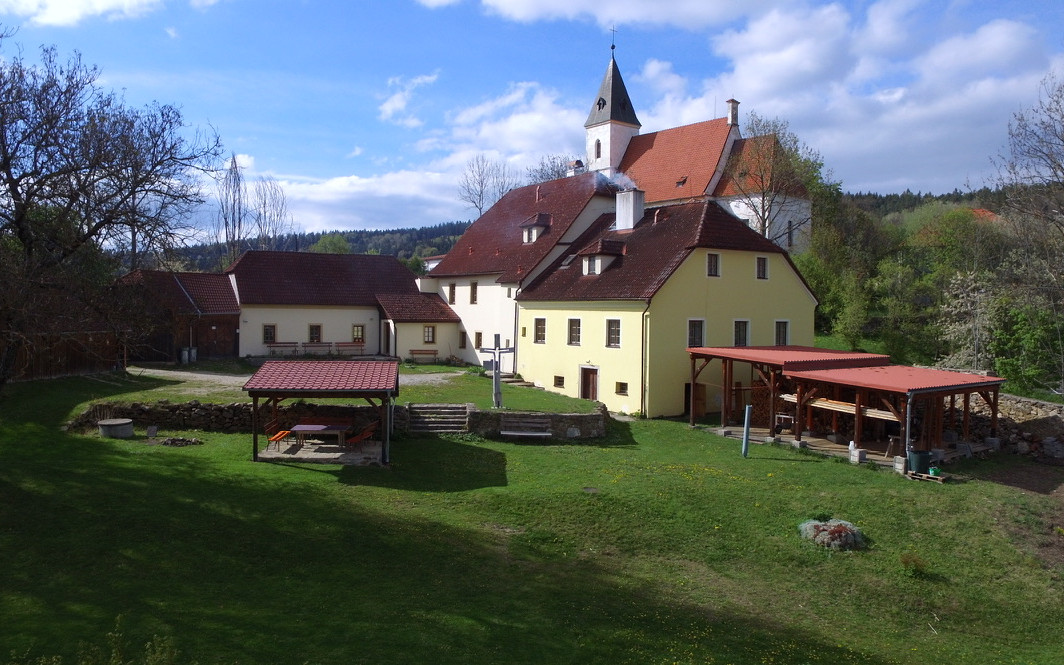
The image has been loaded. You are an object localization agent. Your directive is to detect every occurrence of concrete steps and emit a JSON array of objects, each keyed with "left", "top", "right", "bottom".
[{"left": 408, "top": 403, "right": 469, "bottom": 434}]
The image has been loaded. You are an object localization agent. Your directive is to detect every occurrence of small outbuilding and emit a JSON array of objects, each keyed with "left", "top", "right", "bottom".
[{"left": 243, "top": 360, "right": 399, "bottom": 464}]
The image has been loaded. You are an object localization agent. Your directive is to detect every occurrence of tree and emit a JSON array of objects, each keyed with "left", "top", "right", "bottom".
[
  {"left": 526, "top": 153, "right": 579, "bottom": 184},
  {"left": 0, "top": 43, "right": 220, "bottom": 388},
  {"left": 722, "top": 112, "right": 832, "bottom": 245},
  {"left": 251, "top": 175, "right": 295, "bottom": 250},
  {"left": 992, "top": 73, "right": 1064, "bottom": 395},
  {"left": 457, "top": 154, "right": 519, "bottom": 216},
  {"left": 216, "top": 153, "right": 248, "bottom": 266},
  {"left": 308, "top": 233, "right": 351, "bottom": 254}
]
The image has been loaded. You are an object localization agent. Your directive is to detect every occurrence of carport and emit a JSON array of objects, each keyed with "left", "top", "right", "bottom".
[
  {"left": 243, "top": 360, "right": 399, "bottom": 464},
  {"left": 688, "top": 346, "right": 1004, "bottom": 452}
]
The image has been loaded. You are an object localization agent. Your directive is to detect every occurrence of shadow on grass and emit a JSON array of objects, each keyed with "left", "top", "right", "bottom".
[
  {"left": 1, "top": 371, "right": 180, "bottom": 428},
  {"left": 337, "top": 434, "right": 510, "bottom": 492},
  {"left": 1, "top": 424, "right": 897, "bottom": 665}
]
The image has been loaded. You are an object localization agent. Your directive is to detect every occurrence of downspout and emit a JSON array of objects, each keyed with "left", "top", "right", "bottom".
[
  {"left": 640, "top": 298, "right": 651, "bottom": 416},
  {"left": 512, "top": 286, "right": 520, "bottom": 375}
]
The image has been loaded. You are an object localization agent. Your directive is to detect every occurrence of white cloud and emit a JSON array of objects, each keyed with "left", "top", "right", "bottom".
[
  {"left": 283, "top": 170, "right": 469, "bottom": 232},
  {"left": 379, "top": 72, "right": 440, "bottom": 128},
  {"left": 428, "top": 0, "right": 774, "bottom": 28},
  {"left": 165, "top": 26, "right": 177, "bottom": 38},
  {"left": 0, "top": 0, "right": 162, "bottom": 26}
]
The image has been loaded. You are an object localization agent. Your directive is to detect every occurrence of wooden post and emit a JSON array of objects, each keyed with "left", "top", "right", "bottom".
[
  {"left": 689, "top": 355, "right": 697, "bottom": 427},
  {"left": 794, "top": 383, "right": 804, "bottom": 442},
  {"left": 853, "top": 391, "right": 863, "bottom": 449},
  {"left": 963, "top": 392, "right": 971, "bottom": 441},
  {"left": 251, "top": 395, "right": 259, "bottom": 462}
]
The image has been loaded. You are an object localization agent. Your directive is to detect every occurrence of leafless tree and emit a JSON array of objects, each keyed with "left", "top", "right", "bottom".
[
  {"left": 457, "top": 154, "right": 520, "bottom": 216},
  {"left": 216, "top": 153, "right": 248, "bottom": 266},
  {"left": 721, "top": 112, "right": 829, "bottom": 244},
  {"left": 251, "top": 175, "right": 295, "bottom": 250},
  {"left": 0, "top": 42, "right": 221, "bottom": 387},
  {"left": 526, "top": 153, "right": 579, "bottom": 185}
]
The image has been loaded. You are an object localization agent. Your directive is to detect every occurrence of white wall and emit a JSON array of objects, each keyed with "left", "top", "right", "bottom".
[
  {"left": 239, "top": 305, "right": 380, "bottom": 356},
  {"left": 721, "top": 195, "right": 812, "bottom": 252}
]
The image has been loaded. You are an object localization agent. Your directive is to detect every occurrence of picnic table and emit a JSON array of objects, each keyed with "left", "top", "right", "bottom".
[{"left": 290, "top": 423, "right": 352, "bottom": 448}]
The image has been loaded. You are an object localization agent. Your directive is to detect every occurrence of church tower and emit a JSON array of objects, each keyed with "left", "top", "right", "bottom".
[{"left": 584, "top": 50, "right": 641, "bottom": 178}]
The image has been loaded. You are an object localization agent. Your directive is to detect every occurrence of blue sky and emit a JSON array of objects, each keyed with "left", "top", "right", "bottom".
[{"left": 1, "top": 0, "right": 1063, "bottom": 234}]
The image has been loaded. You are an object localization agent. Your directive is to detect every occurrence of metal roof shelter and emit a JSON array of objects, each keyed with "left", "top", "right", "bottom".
[
  {"left": 243, "top": 360, "right": 399, "bottom": 464},
  {"left": 688, "top": 346, "right": 1004, "bottom": 452}
]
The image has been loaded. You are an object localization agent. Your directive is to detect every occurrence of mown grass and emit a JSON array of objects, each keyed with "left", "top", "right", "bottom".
[{"left": 1, "top": 372, "right": 1062, "bottom": 664}]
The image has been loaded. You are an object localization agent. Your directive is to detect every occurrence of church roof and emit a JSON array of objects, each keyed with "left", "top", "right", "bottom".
[
  {"left": 428, "top": 171, "right": 616, "bottom": 283},
  {"left": 584, "top": 54, "right": 641, "bottom": 129},
  {"left": 618, "top": 117, "right": 735, "bottom": 204},
  {"left": 518, "top": 200, "right": 786, "bottom": 302}
]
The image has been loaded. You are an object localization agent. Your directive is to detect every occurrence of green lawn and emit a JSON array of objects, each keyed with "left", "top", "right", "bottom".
[{"left": 1, "top": 370, "right": 1062, "bottom": 664}]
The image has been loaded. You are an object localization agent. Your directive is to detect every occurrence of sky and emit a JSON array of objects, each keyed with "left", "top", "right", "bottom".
[{"left": 1, "top": 0, "right": 1062, "bottom": 235}]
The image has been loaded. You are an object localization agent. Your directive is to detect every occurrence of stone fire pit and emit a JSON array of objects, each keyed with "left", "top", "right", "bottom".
[{"left": 98, "top": 418, "right": 134, "bottom": 439}]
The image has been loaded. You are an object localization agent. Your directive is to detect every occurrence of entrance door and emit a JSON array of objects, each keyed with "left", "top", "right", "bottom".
[{"left": 580, "top": 367, "right": 598, "bottom": 401}]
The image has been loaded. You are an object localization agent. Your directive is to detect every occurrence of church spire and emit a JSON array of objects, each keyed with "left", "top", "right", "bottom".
[
  {"left": 584, "top": 51, "right": 641, "bottom": 129},
  {"left": 584, "top": 49, "right": 641, "bottom": 177}
]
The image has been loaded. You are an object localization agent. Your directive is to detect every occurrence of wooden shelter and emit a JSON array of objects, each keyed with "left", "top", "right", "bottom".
[
  {"left": 243, "top": 360, "right": 399, "bottom": 464},
  {"left": 688, "top": 346, "right": 1004, "bottom": 452}
]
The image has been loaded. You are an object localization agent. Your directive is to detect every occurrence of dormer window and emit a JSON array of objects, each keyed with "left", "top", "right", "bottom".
[
  {"left": 524, "top": 227, "right": 539, "bottom": 243},
  {"left": 584, "top": 255, "right": 599, "bottom": 275}
]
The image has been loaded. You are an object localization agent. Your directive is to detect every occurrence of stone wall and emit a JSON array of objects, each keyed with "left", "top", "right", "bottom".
[
  {"left": 468, "top": 403, "right": 609, "bottom": 439},
  {"left": 973, "top": 394, "right": 1064, "bottom": 459},
  {"left": 69, "top": 401, "right": 395, "bottom": 434}
]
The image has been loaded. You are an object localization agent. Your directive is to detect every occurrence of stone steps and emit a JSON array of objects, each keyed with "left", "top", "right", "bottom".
[{"left": 408, "top": 403, "right": 469, "bottom": 434}]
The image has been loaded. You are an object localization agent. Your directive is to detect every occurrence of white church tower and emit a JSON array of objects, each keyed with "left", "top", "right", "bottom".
[{"left": 584, "top": 49, "right": 641, "bottom": 178}]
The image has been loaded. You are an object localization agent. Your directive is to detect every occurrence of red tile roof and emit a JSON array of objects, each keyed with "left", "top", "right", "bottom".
[
  {"left": 429, "top": 171, "right": 615, "bottom": 283},
  {"left": 377, "top": 293, "right": 461, "bottom": 322},
  {"left": 121, "top": 270, "right": 238, "bottom": 316},
  {"left": 686, "top": 346, "right": 1003, "bottom": 394},
  {"left": 176, "top": 272, "right": 240, "bottom": 314},
  {"left": 227, "top": 251, "right": 419, "bottom": 306},
  {"left": 519, "top": 201, "right": 787, "bottom": 301},
  {"left": 687, "top": 346, "right": 892, "bottom": 370},
  {"left": 786, "top": 364, "right": 1004, "bottom": 395},
  {"left": 619, "top": 118, "right": 735, "bottom": 204},
  {"left": 243, "top": 360, "right": 399, "bottom": 394},
  {"left": 712, "top": 134, "right": 808, "bottom": 199}
]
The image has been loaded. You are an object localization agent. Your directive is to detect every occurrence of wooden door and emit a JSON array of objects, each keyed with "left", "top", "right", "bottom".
[{"left": 581, "top": 367, "right": 598, "bottom": 401}]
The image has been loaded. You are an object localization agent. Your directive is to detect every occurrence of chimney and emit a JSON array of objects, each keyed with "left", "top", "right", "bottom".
[
  {"left": 726, "top": 98, "right": 740, "bottom": 127},
  {"left": 616, "top": 188, "right": 645, "bottom": 231}
]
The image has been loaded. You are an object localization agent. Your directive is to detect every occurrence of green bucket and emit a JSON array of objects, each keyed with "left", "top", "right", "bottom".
[{"left": 908, "top": 450, "right": 931, "bottom": 474}]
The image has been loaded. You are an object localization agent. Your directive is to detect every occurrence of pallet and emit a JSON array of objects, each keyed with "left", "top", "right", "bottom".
[{"left": 906, "top": 471, "right": 946, "bottom": 484}]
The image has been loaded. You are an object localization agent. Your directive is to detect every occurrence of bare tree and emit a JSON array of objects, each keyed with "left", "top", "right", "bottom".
[
  {"left": 251, "top": 175, "right": 295, "bottom": 250},
  {"left": 0, "top": 42, "right": 221, "bottom": 388},
  {"left": 721, "top": 112, "right": 830, "bottom": 245},
  {"left": 216, "top": 153, "right": 248, "bottom": 266},
  {"left": 992, "top": 73, "right": 1064, "bottom": 393},
  {"left": 526, "top": 153, "right": 579, "bottom": 185},
  {"left": 457, "top": 154, "right": 520, "bottom": 216}
]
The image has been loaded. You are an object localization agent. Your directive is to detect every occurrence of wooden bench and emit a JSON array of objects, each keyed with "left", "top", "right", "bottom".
[
  {"left": 499, "top": 414, "right": 552, "bottom": 439},
  {"left": 335, "top": 341, "right": 365, "bottom": 356},
  {"left": 267, "top": 430, "right": 292, "bottom": 451},
  {"left": 345, "top": 421, "right": 378, "bottom": 450},
  {"left": 265, "top": 342, "right": 299, "bottom": 356},
  {"left": 302, "top": 342, "right": 333, "bottom": 355},
  {"left": 409, "top": 349, "right": 439, "bottom": 363}
]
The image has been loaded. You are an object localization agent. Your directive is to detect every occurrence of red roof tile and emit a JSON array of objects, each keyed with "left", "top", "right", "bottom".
[
  {"left": 243, "top": 360, "right": 399, "bottom": 393},
  {"left": 712, "top": 135, "right": 807, "bottom": 199},
  {"left": 686, "top": 346, "right": 1003, "bottom": 394},
  {"left": 519, "top": 201, "right": 787, "bottom": 301},
  {"left": 120, "top": 270, "right": 238, "bottom": 316},
  {"left": 786, "top": 364, "right": 1004, "bottom": 394},
  {"left": 429, "top": 171, "right": 615, "bottom": 283},
  {"left": 377, "top": 293, "right": 461, "bottom": 322},
  {"left": 175, "top": 272, "right": 239, "bottom": 314},
  {"left": 619, "top": 118, "right": 734, "bottom": 204},
  {"left": 227, "top": 251, "right": 418, "bottom": 306}
]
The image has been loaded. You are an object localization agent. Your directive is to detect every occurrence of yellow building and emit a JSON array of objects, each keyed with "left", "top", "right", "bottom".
[{"left": 516, "top": 195, "right": 817, "bottom": 418}]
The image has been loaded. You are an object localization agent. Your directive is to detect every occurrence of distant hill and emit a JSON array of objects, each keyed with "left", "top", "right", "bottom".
[
  {"left": 173, "top": 221, "right": 472, "bottom": 272},
  {"left": 843, "top": 186, "right": 1006, "bottom": 218}
]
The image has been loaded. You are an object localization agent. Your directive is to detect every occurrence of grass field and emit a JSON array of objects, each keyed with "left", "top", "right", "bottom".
[{"left": 1, "top": 366, "right": 1063, "bottom": 664}]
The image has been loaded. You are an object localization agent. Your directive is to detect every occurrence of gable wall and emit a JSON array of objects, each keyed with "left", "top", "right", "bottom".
[
  {"left": 645, "top": 248, "right": 815, "bottom": 417},
  {"left": 720, "top": 195, "right": 812, "bottom": 252},
  {"left": 515, "top": 300, "right": 647, "bottom": 414},
  {"left": 427, "top": 275, "right": 518, "bottom": 371}
]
